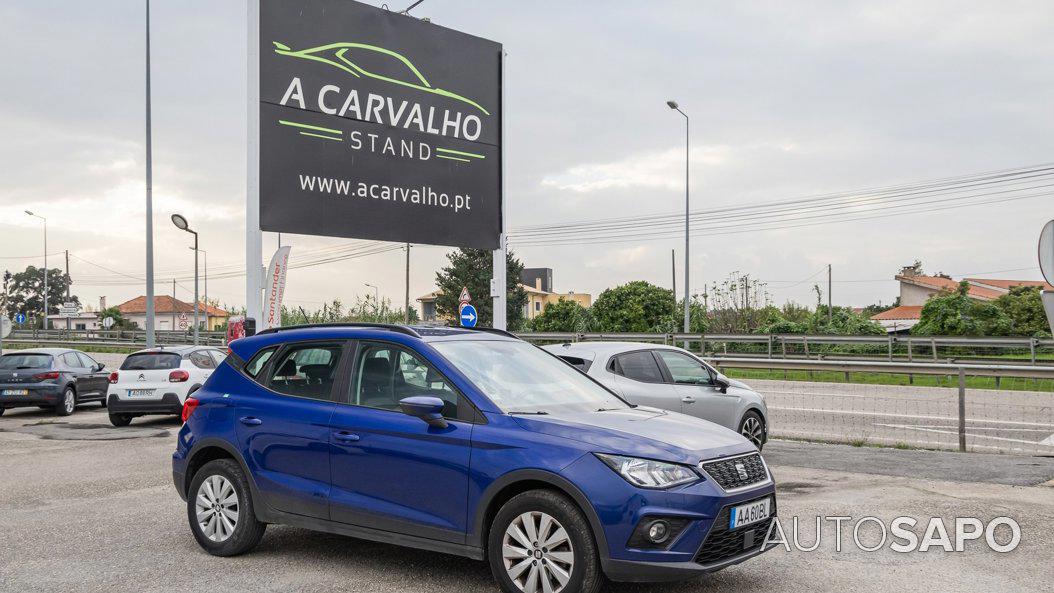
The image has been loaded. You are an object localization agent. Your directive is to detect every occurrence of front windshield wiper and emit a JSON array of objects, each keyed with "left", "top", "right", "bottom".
[{"left": 508, "top": 410, "right": 549, "bottom": 415}]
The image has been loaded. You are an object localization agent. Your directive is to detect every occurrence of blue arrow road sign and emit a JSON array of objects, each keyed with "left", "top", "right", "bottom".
[
  {"left": 15, "top": 313, "right": 26, "bottom": 324},
  {"left": 459, "top": 303, "right": 478, "bottom": 328}
]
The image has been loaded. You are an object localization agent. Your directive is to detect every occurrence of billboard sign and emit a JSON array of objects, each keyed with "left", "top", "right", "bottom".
[{"left": 259, "top": 0, "right": 502, "bottom": 249}]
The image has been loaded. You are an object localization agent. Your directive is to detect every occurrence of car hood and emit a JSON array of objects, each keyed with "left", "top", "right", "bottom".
[{"left": 513, "top": 406, "right": 755, "bottom": 464}]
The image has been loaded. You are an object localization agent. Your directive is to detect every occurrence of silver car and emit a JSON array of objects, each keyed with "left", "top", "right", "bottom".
[{"left": 543, "top": 342, "right": 769, "bottom": 449}]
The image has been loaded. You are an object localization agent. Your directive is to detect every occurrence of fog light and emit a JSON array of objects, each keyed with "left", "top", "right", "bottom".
[{"left": 647, "top": 520, "right": 670, "bottom": 543}]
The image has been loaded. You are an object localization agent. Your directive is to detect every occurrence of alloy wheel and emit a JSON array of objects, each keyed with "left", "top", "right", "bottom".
[
  {"left": 63, "top": 390, "right": 75, "bottom": 414},
  {"left": 195, "top": 475, "right": 240, "bottom": 542},
  {"left": 741, "top": 416, "right": 764, "bottom": 448},
  {"left": 502, "top": 511, "right": 574, "bottom": 593}
]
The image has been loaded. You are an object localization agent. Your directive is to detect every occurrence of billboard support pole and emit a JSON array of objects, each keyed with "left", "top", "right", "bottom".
[
  {"left": 492, "top": 49, "right": 508, "bottom": 330},
  {"left": 246, "top": 0, "right": 263, "bottom": 331}
]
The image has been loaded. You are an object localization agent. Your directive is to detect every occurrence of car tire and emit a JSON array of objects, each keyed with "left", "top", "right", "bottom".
[
  {"left": 738, "top": 410, "right": 766, "bottom": 450},
  {"left": 109, "top": 413, "right": 133, "bottom": 427},
  {"left": 488, "top": 489, "right": 603, "bottom": 593},
  {"left": 187, "top": 459, "right": 266, "bottom": 557},
  {"left": 55, "top": 387, "right": 76, "bottom": 416}
]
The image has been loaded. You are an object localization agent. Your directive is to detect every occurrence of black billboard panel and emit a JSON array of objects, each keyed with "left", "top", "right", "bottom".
[{"left": 259, "top": 0, "right": 502, "bottom": 249}]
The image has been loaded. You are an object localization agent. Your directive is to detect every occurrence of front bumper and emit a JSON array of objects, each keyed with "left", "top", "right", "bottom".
[
  {"left": 0, "top": 383, "right": 63, "bottom": 408},
  {"left": 107, "top": 392, "right": 183, "bottom": 416}
]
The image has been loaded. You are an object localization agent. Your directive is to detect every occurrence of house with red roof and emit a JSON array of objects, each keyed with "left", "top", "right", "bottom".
[{"left": 116, "top": 295, "right": 230, "bottom": 332}]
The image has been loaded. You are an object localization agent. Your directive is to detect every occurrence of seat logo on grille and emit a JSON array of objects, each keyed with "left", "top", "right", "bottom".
[{"left": 735, "top": 462, "right": 749, "bottom": 481}]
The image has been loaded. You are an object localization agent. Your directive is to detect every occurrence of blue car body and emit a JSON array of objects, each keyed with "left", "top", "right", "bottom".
[{"left": 172, "top": 325, "right": 776, "bottom": 581}]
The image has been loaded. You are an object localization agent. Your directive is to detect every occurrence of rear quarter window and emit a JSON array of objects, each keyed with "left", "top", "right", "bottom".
[
  {"left": 558, "top": 356, "right": 592, "bottom": 372},
  {"left": 121, "top": 353, "right": 183, "bottom": 371}
]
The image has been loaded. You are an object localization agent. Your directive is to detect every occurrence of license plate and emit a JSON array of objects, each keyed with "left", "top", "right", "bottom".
[
  {"left": 2, "top": 389, "right": 29, "bottom": 396},
  {"left": 127, "top": 389, "right": 155, "bottom": 398},
  {"left": 729, "top": 498, "right": 771, "bottom": 530}
]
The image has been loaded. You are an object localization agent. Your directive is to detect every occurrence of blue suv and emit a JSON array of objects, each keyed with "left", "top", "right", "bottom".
[{"left": 172, "top": 324, "right": 776, "bottom": 593}]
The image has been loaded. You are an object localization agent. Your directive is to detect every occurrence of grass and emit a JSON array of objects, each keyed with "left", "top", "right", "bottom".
[
  {"left": 723, "top": 367, "right": 1054, "bottom": 392},
  {"left": 849, "top": 438, "right": 868, "bottom": 447}
]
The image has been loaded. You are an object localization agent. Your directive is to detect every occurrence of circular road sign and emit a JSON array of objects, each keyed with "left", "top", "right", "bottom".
[
  {"left": 1040, "top": 220, "right": 1054, "bottom": 286},
  {"left": 14, "top": 313, "right": 26, "bottom": 324},
  {"left": 459, "top": 303, "right": 478, "bottom": 328},
  {"left": 102, "top": 317, "right": 115, "bottom": 329}
]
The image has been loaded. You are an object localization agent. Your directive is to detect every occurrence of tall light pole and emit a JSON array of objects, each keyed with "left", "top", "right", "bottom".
[
  {"left": 365, "top": 283, "right": 380, "bottom": 318},
  {"left": 171, "top": 214, "right": 199, "bottom": 345},
  {"left": 144, "top": 0, "right": 156, "bottom": 347},
  {"left": 666, "top": 100, "right": 690, "bottom": 336},
  {"left": 25, "top": 211, "right": 47, "bottom": 328},
  {"left": 192, "top": 247, "right": 207, "bottom": 332}
]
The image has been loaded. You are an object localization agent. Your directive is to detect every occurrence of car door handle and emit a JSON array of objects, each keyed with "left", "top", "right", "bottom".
[
  {"left": 332, "top": 431, "right": 360, "bottom": 443},
  {"left": 238, "top": 416, "right": 263, "bottom": 426},
  {"left": 681, "top": 396, "right": 696, "bottom": 404}
]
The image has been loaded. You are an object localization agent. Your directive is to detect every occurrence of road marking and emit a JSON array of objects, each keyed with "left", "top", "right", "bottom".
[
  {"left": 1040, "top": 434, "right": 1054, "bottom": 447},
  {"left": 767, "top": 406, "right": 1054, "bottom": 428}
]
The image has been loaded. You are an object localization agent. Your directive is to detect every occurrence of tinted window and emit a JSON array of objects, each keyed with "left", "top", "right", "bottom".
[
  {"left": 244, "top": 348, "right": 275, "bottom": 378},
  {"left": 62, "top": 352, "right": 83, "bottom": 368},
  {"left": 121, "top": 352, "right": 182, "bottom": 370},
  {"left": 0, "top": 354, "right": 53, "bottom": 370},
  {"left": 352, "top": 343, "right": 461, "bottom": 419},
  {"left": 655, "top": 350, "right": 712, "bottom": 385},
  {"left": 189, "top": 351, "right": 216, "bottom": 369},
  {"left": 76, "top": 352, "right": 99, "bottom": 369},
  {"left": 266, "top": 344, "right": 343, "bottom": 400},
  {"left": 614, "top": 351, "right": 664, "bottom": 383}
]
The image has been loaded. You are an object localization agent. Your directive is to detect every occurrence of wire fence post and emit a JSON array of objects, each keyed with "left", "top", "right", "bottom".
[{"left": 958, "top": 367, "right": 967, "bottom": 452}]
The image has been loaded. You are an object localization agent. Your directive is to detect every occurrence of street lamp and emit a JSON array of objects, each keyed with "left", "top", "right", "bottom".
[
  {"left": 191, "top": 247, "right": 207, "bottom": 333},
  {"left": 365, "top": 283, "right": 380, "bottom": 318},
  {"left": 25, "top": 211, "right": 47, "bottom": 328},
  {"left": 171, "top": 213, "right": 200, "bottom": 345},
  {"left": 666, "top": 100, "right": 690, "bottom": 337}
]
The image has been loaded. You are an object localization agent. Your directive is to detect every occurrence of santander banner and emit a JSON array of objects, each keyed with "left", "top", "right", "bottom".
[{"left": 264, "top": 246, "right": 292, "bottom": 329}]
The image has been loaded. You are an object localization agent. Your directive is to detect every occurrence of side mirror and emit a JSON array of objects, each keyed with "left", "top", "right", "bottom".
[
  {"left": 714, "top": 374, "right": 730, "bottom": 394},
  {"left": 399, "top": 396, "right": 449, "bottom": 429},
  {"left": 94, "top": 363, "right": 106, "bottom": 373}
]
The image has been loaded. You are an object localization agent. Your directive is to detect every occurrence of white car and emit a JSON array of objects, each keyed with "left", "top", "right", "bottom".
[
  {"left": 543, "top": 342, "right": 770, "bottom": 449},
  {"left": 107, "top": 346, "right": 227, "bottom": 427}
]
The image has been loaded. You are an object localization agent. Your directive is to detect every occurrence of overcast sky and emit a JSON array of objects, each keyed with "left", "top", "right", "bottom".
[{"left": 2, "top": 0, "right": 1052, "bottom": 316}]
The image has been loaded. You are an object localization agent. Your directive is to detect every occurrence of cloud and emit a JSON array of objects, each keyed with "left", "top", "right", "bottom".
[{"left": 540, "top": 146, "right": 732, "bottom": 194}]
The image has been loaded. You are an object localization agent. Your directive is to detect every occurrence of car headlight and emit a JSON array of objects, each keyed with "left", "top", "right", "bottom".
[{"left": 595, "top": 453, "right": 699, "bottom": 489}]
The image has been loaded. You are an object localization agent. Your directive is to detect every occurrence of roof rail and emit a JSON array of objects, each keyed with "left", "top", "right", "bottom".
[
  {"left": 462, "top": 326, "right": 519, "bottom": 339},
  {"left": 255, "top": 322, "right": 421, "bottom": 338}
]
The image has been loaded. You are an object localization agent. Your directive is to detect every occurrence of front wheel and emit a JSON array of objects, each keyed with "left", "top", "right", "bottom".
[
  {"left": 739, "top": 410, "right": 766, "bottom": 450},
  {"left": 488, "top": 490, "right": 603, "bottom": 593},
  {"left": 187, "top": 459, "right": 266, "bottom": 556},
  {"left": 55, "top": 387, "right": 76, "bottom": 416}
]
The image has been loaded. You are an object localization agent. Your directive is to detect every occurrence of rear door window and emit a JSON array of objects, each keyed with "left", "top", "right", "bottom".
[
  {"left": 612, "top": 351, "right": 664, "bottom": 383},
  {"left": 121, "top": 352, "right": 183, "bottom": 370},
  {"left": 265, "top": 343, "right": 344, "bottom": 400}
]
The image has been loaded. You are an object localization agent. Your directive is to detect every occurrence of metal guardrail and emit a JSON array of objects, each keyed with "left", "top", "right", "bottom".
[
  {"left": 704, "top": 356, "right": 1054, "bottom": 379},
  {"left": 4, "top": 328, "right": 226, "bottom": 349}
]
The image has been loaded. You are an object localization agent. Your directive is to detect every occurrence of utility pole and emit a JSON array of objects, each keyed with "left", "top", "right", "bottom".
[
  {"left": 828, "top": 264, "right": 833, "bottom": 325},
  {"left": 144, "top": 0, "right": 156, "bottom": 347},
  {"left": 404, "top": 243, "right": 411, "bottom": 324},
  {"left": 671, "top": 250, "right": 676, "bottom": 311},
  {"left": 65, "top": 250, "right": 71, "bottom": 333}
]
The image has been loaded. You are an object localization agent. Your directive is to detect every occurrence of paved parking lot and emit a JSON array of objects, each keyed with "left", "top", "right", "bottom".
[{"left": 1, "top": 404, "right": 1052, "bottom": 593}]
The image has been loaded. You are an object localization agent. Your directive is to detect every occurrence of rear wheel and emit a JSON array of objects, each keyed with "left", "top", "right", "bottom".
[
  {"left": 488, "top": 490, "right": 603, "bottom": 593},
  {"left": 187, "top": 459, "right": 266, "bottom": 556},
  {"left": 109, "top": 413, "right": 132, "bottom": 427},
  {"left": 739, "top": 410, "right": 766, "bottom": 450},
  {"left": 55, "top": 387, "right": 76, "bottom": 416}
]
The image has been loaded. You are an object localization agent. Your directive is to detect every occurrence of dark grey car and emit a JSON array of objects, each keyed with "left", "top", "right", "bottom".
[{"left": 0, "top": 348, "right": 110, "bottom": 416}]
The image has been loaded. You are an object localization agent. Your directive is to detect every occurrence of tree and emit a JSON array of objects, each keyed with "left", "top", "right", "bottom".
[
  {"left": 994, "top": 286, "right": 1051, "bottom": 337},
  {"left": 434, "top": 249, "right": 528, "bottom": 329},
  {"left": 705, "top": 273, "right": 772, "bottom": 333},
  {"left": 3, "top": 266, "right": 77, "bottom": 324},
  {"left": 591, "top": 281, "right": 674, "bottom": 332},
  {"left": 98, "top": 306, "right": 127, "bottom": 329},
  {"left": 528, "top": 298, "right": 594, "bottom": 332},
  {"left": 912, "top": 280, "right": 1012, "bottom": 336}
]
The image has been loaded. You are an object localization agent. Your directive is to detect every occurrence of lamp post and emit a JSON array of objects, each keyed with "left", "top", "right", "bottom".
[
  {"left": 191, "top": 247, "right": 207, "bottom": 333},
  {"left": 666, "top": 100, "right": 690, "bottom": 337},
  {"left": 365, "top": 283, "right": 380, "bottom": 319},
  {"left": 25, "top": 211, "right": 47, "bottom": 328},
  {"left": 144, "top": 0, "right": 156, "bottom": 348},
  {"left": 171, "top": 214, "right": 199, "bottom": 345}
]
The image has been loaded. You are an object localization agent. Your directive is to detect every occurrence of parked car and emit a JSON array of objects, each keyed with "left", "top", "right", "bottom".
[
  {"left": 0, "top": 348, "right": 109, "bottom": 416},
  {"left": 173, "top": 324, "right": 776, "bottom": 592},
  {"left": 542, "top": 342, "right": 769, "bottom": 450},
  {"left": 107, "top": 345, "right": 227, "bottom": 427}
]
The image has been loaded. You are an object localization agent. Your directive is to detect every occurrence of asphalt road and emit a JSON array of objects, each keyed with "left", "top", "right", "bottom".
[{"left": 1, "top": 405, "right": 1052, "bottom": 593}]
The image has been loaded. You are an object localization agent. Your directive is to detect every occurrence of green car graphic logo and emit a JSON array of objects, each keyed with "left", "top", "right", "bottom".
[{"left": 273, "top": 41, "right": 490, "bottom": 116}]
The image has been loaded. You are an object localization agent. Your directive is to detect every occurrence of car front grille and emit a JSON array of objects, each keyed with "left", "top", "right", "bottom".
[
  {"left": 699, "top": 453, "right": 768, "bottom": 491},
  {"left": 694, "top": 496, "right": 776, "bottom": 566}
]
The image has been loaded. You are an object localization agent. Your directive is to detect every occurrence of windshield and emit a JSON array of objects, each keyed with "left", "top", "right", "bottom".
[
  {"left": 0, "top": 353, "right": 53, "bottom": 370},
  {"left": 121, "top": 353, "right": 182, "bottom": 371},
  {"left": 431, "top": 340, "right": 629, "bottom": 414}
]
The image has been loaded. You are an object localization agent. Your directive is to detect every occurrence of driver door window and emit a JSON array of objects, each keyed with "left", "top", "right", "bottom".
[
  {"left": 654, "top": 350, "right": 713, "bottom": 385},
  {"left": 351, "top": 343, "right": 462, "bottom": 420}
]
